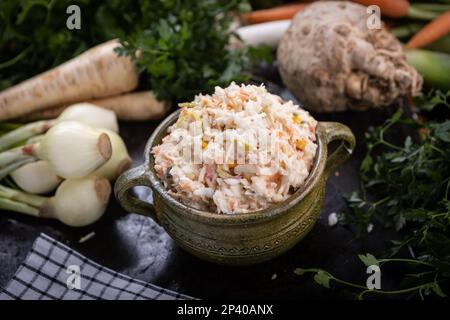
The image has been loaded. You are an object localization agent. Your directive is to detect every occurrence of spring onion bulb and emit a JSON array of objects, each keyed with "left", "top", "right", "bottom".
[
  {"left": 10, "top": 160, "right": 62, "bottom": 194},
  {"left": 0, "top": 157, "right": 35, "bottom": 180},
  {"left": 0, "top": 177, "right": 111, "bottom": 227},
  {"left": 0, "top": 103, "right": 118, "bottom": 152},
  {"left": 90, "top": 129, "right": 132, "bottom": 181},
  {"left": 58, "top": 103, "right": 119, "bottom": 133},
  {"left": 0, "top": 122, "right": 112, "bottom": 179},
  {"left": 41, "top": 177, "right": 111, "bottom": 226},
  {"left": 34, "top": 121, "right": 112, "bottom": 178}
]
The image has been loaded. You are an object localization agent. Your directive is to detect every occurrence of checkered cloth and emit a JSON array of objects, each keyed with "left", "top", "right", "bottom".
[{"left": 0, "top": 233, "right": 194, "bottom": 300}]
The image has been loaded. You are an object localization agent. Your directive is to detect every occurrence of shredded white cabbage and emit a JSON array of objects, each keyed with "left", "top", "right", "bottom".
[{"left": 152, "top": 83, "right": 317, "bottom": 214}]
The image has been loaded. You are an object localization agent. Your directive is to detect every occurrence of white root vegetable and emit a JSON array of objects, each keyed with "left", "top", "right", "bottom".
[
  {"left": 235, "top": 20, "right": 290, "bottom": 48},
  {"left": 277, "top": 1, "right": 423, "bottom": 112},
  {"left": 10, "top": 161, "right": 62, "bottom": 194},
  {"left": 0, "top": 121, "right": 112, "bottom": 179},
  {"left": 0, "top": 39, "right": 138, "bottom": 120},
  {"left": 0, "top": 103, "right": 118, "bottom": 152},
  {"left": 41, "top": 178, "right": 111, "bottom": 227},
  {"left": 58, "top": 103, "right": 119, "bottom": 133},
  {"left": 15, "top": 91, "right": 170, "bottom": 122},
  {"left": 0, "top": 177, "right": 111, "bottom": 227},
  {"left": 90, "top": 129, "right": 132, "bottom": 181}
]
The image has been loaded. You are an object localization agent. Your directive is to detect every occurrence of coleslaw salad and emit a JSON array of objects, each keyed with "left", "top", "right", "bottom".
[{"left": 152, "top": 83, "right": 317, "bottom": 214}]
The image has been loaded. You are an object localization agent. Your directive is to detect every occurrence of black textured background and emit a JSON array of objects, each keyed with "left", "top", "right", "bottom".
[{"left": 0, "top": 82, "right": 404, "bottom": 299}]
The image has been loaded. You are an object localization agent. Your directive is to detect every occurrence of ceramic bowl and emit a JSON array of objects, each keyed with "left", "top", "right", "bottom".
[{"left": 115, "top": 110, "right": 355, "bottom": 265}]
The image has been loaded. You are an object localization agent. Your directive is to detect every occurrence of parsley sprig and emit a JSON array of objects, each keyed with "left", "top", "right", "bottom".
[
  {"left": 295, "top": 93, "right": 450, "bottom": 299},
  {"left": 116, "top": 0, "right": 271, "bottom": 102}
]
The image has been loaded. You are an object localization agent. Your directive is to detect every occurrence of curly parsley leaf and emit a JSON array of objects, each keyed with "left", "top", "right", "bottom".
[{"left": 116, "top": 0, "right": 271, "bottom": 102}]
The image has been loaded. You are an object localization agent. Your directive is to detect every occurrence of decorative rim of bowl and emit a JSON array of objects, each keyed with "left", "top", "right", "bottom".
[{"left": 143, "top": 110, "right": 326, "bottom": 223}]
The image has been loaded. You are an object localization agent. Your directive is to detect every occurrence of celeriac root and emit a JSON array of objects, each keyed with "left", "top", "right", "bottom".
[{"left": 277, "top": 1, "right": 423, "bottom": 112}]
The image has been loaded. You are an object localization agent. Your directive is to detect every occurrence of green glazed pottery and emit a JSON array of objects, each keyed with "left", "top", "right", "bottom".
[{"left": 114, "top": 110, "right": 355, "bottom": 265}]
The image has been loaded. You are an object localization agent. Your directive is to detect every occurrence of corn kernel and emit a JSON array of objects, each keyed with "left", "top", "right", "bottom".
[
  {"left": 295, "top": 138, "right": 307, "bottom": 150},
  {"left": 292, "top": 114, "right": 302, "bottom": 124}
]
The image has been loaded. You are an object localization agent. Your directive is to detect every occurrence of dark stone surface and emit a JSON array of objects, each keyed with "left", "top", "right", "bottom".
[{"left": 0, "top": 85, "right": 402, "bottom": 299}]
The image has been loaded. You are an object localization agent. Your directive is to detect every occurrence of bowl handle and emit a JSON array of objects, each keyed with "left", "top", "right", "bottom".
[
  {"left": 114, "top": 164, "right": 159, "bottom": 224},
  {"left": 320, "top": 122, "right": 356, "bottom": 177}
]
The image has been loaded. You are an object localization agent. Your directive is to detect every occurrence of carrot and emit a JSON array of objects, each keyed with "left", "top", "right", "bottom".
[
  {"left": 405, "top": 11, "right": 450, "bottom": 49},
  {"left": 15, "top": 91, "right": 170, "bottom": 122},
  {"left": 351, "top": 0, "right": 410, "bottom": 18},
  {"left": 241, "top": 2, "right": 308, "bottom": 24},
  {"left": 0, "top": 40, "right": 138, "bottom": 121}
]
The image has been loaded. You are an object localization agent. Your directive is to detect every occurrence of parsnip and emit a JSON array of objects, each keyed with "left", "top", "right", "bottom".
[
  {"left": 0, "top": 40, "right": 138, "bottom": 120},
  {"left": 15, "top": 91, "right": 170, "bottom": 122}
]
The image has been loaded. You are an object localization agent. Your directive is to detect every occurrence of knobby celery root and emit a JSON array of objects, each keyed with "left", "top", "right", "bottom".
[
  {"left": 15, "top": 91, "right": 170, "bottom": 122},
  {"left": 0, "top": 40, "right": 138, "bottom": 120},
  {"left": 277, "top": 1, "right": 423, "bottom": 112}
]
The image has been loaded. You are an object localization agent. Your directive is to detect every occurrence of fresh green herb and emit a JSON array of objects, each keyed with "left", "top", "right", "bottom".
[
  {"left": 116, "top": 0, "right": 271, "bottom": 102},
  {"left": 296, "top": 254, "right": 447, "bottom": 299},
  {"left": 415, "top": 89, "right": 450, "bottom": 112},
  {"left": 0, "top": 0, "right": 140, "bottom": 91},
  {"left": 2, "top": 0, "right": 269, "bottom": 100},
  {"left": 346, "top": 108, "right": 450, "bottom": 240},
  {"left": 295, "top": 97, "right": 450, "bottom": 299}
]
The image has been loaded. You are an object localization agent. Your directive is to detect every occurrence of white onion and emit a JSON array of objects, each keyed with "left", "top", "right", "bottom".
[
  {"left": 41, "top": 177, "right": 111, "bottom": 227},
  {"left": 10, "top": 160, "right": 62, "bottom": 194},
  {"left": 58, "top": 103, "right": 119, "bottom": 133},
  {"left": 0, "top": 104, "right": 118, "bottom": 153},
  {"left": 90, "top": 129, "right": 132, "bottom": 181},
  {"left": 34, "top": 121, "right": 112, "bottom": 178}
]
